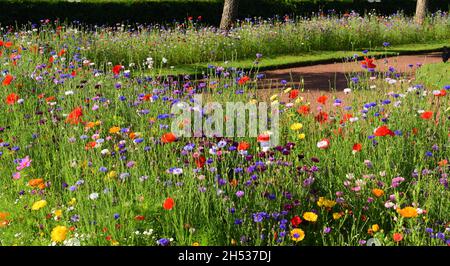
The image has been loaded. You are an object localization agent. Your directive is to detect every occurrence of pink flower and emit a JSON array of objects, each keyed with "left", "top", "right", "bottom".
[
  {"left": 12, "top": 172, "right": 21, "bottom": 180},
  {"left": 16, "top": 156, "right": 32, "bottom": 171}
]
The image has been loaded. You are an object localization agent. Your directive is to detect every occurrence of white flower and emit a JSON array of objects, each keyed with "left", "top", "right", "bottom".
[
  {"left": 65, "top": 90, "right": 74, "bottom": 95},
  {"left": 162, "top": 57, "right": 168, "bottom": 64},
  {"left": 317, "top": 139, "right": 330, "bottom": 149},
  {"left": 343, "top": 88, "right": 352, "bottom": 94},
  {"left": 349, "top": 117, "right": 359, "bottom": 123},
  {"left": 89, "top": 193, "right": 99, "bottom": 200},
  {"left": 101, "top": 149, "right": 110, "bottom": 155}
]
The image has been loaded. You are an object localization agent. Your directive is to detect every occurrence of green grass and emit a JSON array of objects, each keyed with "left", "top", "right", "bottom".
[
  {"left": 150, "top": 41, "right": 449, "bottom": 76},
  {"left": 416, "top": 63, "right": 450, "bottom": 89}
]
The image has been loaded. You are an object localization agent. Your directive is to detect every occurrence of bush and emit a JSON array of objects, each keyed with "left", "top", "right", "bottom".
[{"left": 0, "top": 0, "right": 449, "bottom": 26}]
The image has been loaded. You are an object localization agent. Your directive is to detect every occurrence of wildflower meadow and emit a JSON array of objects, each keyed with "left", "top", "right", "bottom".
[{"left": 0, "top": 5, "right": 449, "bottom": 249}]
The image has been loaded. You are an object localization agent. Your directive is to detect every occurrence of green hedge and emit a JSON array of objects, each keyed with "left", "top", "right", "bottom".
[{"left": 0, "top": 0, "right": 449, "bottom": 26}]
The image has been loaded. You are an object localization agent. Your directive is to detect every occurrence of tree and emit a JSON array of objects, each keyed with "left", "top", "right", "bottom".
[
  {"left": 415, "top": 0, "right": 428, "bottom": 25},
  {"left": 220, "top": 0, "right": 239, "bottom": 30}
]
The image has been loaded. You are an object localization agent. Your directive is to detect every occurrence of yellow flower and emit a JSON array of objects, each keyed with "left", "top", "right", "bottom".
[
  {"left": 290, "top": 228, "right": 305, "bottom": 242},
  {"left": 269, "top": 94, "right": 278, "bottom": 101},
  {"left": 271, "top": 100, "right": 279, "bottom": 105},
  {"left": 290, "top": 123, "right": 303, "bottom": 131},
  {"left": 297, "top": 133, "right": 306, "bottom": 140},
  {"left": 295, "top": 97, "right": 304, "bottom": 103},
  {"left": 111, "top": 240, "right": 119, "bottom": 246},
  {"left": 51, "top": 225, "right": 68, "bottom": 243},
  {"left": 31, "top": 200, "right": 47, "bottom": 211},
  {"left": 372, "top": 224, "right": 380, "bottom": 232},
  {"left": 283, "top": 87, "right": 292, "bottom": 93},
  {"left": 397, "top": 207, "right": 418, "bottom": 218},
  {"left": 54, "top": 209, "right": 63, "bottom": 217},
  {"left": 248, "top": 99, "right": 257, "bottom": 104},
  {"left": 109, "top": 126, "right": 120, "bottom": 134},
  {"left": 317, "top": 197, "right": 336, "bottom": 208},
  {"left": 333, "top": 212, "right": 342, "bottom": 220},
  {"left": 192, "top": 242, "right": 200, "bottom": 246},
  {"left": 303, "top": 212, "right": 318, "bottom": 222},
  {"left": 107, "top": 171, "right": 117, "bottom": 179},
  {"left": 68, "top": 198, "right": 77, "bottom": 206}
]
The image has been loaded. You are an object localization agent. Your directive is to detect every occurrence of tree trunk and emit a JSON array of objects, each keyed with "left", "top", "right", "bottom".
[
  {"left": 415, "top": 0, "right": 427, "bottom": 25},
  {"left": 220, "top": 0, "right": 239, "bottom": 30}
]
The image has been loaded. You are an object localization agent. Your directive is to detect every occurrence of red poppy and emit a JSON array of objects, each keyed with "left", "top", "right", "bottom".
[
  {"left": 315, "top": 111, "right": 328, "bottom": 124},
  {"left": 289, "top": 89, "right": 299, "bottom": 99},
  {"left": 0, "top": 41, "right": 3, "bottom": 46},
  {"left": 340, "top": 113, "right": 353, "bottom": 124},
  {"left": 163, "top": 197, "right": 175, "bottom": 210},
  {"left": 361, "top": 57, "right": 376, "bottom": 69},
  {"left": 4, "top": 42, "right": 12, "bottom": 48},
  {"left": 112, "top": 65, "right": 122, "bottom": 75},
  {"left": 257, "top": 134, "right": 270, "bottom": 142},
  {"left": 49, "top": 56, "right": 54, "bottom": 64},
  {"left": 317, "top": 95, "right": 327, "bottom": 105},
  {"left": 290, "top": 215, "right": 302, "bottom": 227},
  {"left": 420, "top": 111, "right": 433, "bottom": 120},
  {"left": 297, "top": 105, "right": 310, "bottom": 115},
  {"left": 66, "top": 106, "right": 83, "bottom": 125},
  {"left": 195, "top": 155, "right": 206, "bottom": 168},
  {"left": 237, "top": 141, "right": 250, "bottom": 151},
  {"left": 434, "top": 89, "right": 447, "bottom": 97},
  {"left": 374, "top": 125, "right": 395, "bottom": 137},
  {"left": 71, "top": 70, "right": 77, "bottom": 77},
  {"left": 134, "top": 215, "right": 145, "bottom": 221},
  {"left": 393, "top": 233, "right": 403, "bottom": 242},
  {"left": 352, "top": 143, "right": 362, "bottom": 152},
  {"left": 6, "top": 93, "right": 19, "bottom": 105},
  {"left": 161, "top": 132, "right": 177, "bottom": 143},
  {"left": 85, "top": 141, "right": 96, "bottom": 150},
  {"left": 238, "top": 76, "right": 250, "bottom": 85},
  {"left": 2, "top": 74, "right": 13, "bottom": 86}
]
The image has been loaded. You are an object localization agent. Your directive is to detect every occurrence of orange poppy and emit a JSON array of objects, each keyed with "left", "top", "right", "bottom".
[
  {"left": 161, "top": 132, "right": 177, "bottom": 143},
  {"left": 28, "top": 178, "right": 44, "bottom": 187},
  {"left": 352, "top": 143, "right": 362, "bottom": 152},
  {"left": 237, "top": 141, "right": 250, "bottom": 151},
  {"left": 238, "top": 76, "right": 250, "bottom": 85}
]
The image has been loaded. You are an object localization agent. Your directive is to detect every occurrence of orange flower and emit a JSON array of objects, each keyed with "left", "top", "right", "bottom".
[
  {"left": 28, "top": 178, "right": 44, "bottom": 188},
  {"left": 372, "top": 188, "right": 384, "bottom": 198},
  {"left": 0, "top": 212, "right": 10, "bottom": 228},
  {"left": 438, "top": 159, "right": 448, "bottom": 167},
  {"left": 161, "top": 132, "right": 177, "bottom": 143},
  {"left": 397, "top": 207, "right": 418, "bottom": 218},
  {"left": 237, "top": 141, "right": 250, "bottom": 151},
  {"left": 315, "top": 111, "right": 328, "bottom": 124},
  {"left": 317, "top": 95, "right": 327, "bottom": 105},
  {"left": 420, "top": 111, "right": 433, "bottom": 120},
  {"left": 109, "top": 126, "right": 120, "bottom": 134},
  {"left": 163, "top": 197, "right": 175, "bottom": 210}
]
